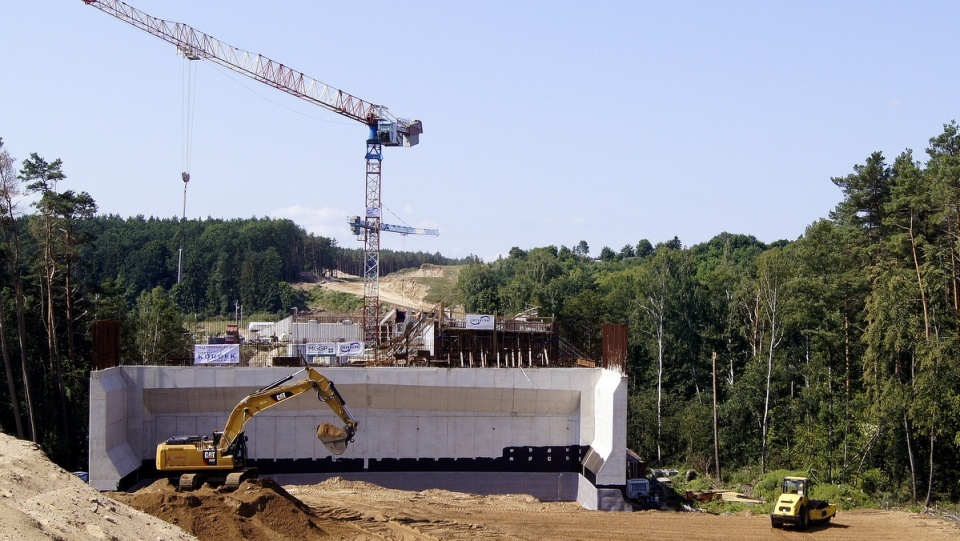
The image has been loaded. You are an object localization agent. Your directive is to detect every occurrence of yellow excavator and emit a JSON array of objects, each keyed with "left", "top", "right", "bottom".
[{"left": 155, "top": 366, "right": 359, "bottom": 490}]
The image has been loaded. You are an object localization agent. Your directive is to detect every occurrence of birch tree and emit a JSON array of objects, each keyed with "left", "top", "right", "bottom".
[
  {"left": 755, "top": 247, "right": 794, "bottom": 473},
  {"left": 635, "top": 249, "right": 677, "bottom": 464}
]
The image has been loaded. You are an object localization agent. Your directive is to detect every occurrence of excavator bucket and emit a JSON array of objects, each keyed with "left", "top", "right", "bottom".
[{"left": 317, "top": 423, "right": 350, "bottom": 455}]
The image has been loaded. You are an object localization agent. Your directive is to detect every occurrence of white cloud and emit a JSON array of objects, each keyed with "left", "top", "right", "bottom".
[{"left": 270, "top": 204, "right": 351, "bottom": 239}]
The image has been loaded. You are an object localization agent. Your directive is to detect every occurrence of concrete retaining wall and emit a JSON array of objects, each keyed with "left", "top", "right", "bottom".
[{"left": 89, "top": 366, "right": 628, "bottom": 510}]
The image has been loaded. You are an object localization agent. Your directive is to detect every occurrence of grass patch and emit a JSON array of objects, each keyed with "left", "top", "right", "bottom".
[
  {"left": 388, "top": 265, "right": 463, "bottom": 306},
  {"left": 809, "top": 481, "right": 876, "bottom": 510},
  {"left": 309, "top": 288, "right": 363, "bottom": 313},
  {"left": 418, "top": 268, "right": 462, "bottom": 304},
  {"left": 245, "top": 311, "right": 281, "bottom": 322},
  {"left": 755, "top": 469, "right": 874, "bottom": 512},
  {"left": 699, "top": 500, "right": 759, "bottom": 515},
  {"left": 668, "top": 467, "right": 874, "bottom": 515}
]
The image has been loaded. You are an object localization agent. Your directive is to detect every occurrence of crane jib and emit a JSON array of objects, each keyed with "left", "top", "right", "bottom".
[{"left": 81, "top": 0, "right": 419, "bottom": 134}]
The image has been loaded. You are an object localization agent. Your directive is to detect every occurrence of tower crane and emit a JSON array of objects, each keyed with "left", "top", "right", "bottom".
[{"left": 82, "top": 0, "right": 435, "bottom": 352}]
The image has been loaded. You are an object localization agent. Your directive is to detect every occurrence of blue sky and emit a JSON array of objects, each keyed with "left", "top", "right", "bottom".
[{"left": 3, "top": 1, "right": 958, "bottom": 262}]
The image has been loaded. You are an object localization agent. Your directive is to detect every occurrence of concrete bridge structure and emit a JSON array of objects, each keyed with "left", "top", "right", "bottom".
[{"left": 89, "top": 365, "right": 630, "bottom": 511}]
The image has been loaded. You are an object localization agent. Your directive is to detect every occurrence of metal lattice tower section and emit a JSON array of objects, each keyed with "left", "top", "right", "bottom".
[{"left": 363, "top": 141, "right": 383, "bottom": 351}]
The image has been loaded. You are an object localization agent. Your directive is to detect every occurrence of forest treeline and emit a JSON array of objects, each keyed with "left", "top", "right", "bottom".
[
  {"left": 4, "top": 119, "right": 960, "bottom": 507},
  {"left": 81, "top": 214, "right": 459, "bottom": 316},
  {"left": 0, "top": 136, "right": 463, "bottom": 468},
  {"left": 452, "top": 123, "right": 960, "bottom": 505}
]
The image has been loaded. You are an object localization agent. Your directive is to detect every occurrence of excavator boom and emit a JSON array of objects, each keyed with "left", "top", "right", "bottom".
[{"left": 218, "top": 367, "right": 358, "bottom": 456}]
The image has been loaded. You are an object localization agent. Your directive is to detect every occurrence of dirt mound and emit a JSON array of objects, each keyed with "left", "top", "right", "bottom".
[
  {"left": 0, "top": 431, "right": 195, "bottom": 540},
  {"left": 315, "top": 475, "right": 384, "bottom": 491},
  {"left": 400, "top": 264, "right": 446, "bottom": 278},
  {"left": 305, "top": 266, "right": 457, "bottom": 311},
  {"left": 108, "top": 478, "right": 349, "bottom": 541},
  {"left": 312, "top": 274, "right": 432, "bottom": 310}
]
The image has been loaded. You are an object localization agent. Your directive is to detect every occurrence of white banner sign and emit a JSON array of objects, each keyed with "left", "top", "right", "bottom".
[
  {"left": 305, "top": 342, "right": 365, "bottom": 357},
  {"left": 306, "top": 342, "right": 338, "bottom": 356},
  {"left": 337, "top": 341, "right": 365, "bottom": 357},
  {"left": 465, "top": 314, "right": 495, "bottom": 330},
  {"left": 194, "top": 344, "right": 240, "bottom": 365}
]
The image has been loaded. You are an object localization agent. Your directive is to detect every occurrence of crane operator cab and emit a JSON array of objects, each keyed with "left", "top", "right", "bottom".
[{"left": 376, "top": 120, "right": 400, "bottom": 146}]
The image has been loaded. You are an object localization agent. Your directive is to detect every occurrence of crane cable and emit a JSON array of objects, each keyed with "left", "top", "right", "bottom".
[
  {"left": 178, "top": 55, "right": 198, "bottom": 284},
  {"left": 181, "top": 55, "right": 197, "bottom": 181}
]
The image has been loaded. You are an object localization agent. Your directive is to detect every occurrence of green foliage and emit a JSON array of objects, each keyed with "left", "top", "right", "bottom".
[
  {"left": 79, "top": 215, "right": 338, "bottom": 315},
  {"left": 418, "top": 274, "right": 458, "bottom": 304},
  {"left": 308, "top": 287, "right": 363, "bottom": 313},
  {"left": 701, "top": 500, "right": 759, "bottom": 515},
  {"left": 813, "top": 482, "right": 876, "bottom": 510},
  {"left": 336, "top": 247, "right": 471, "bottom": 278},
  {"left": 753, "top": 469, "right": 874, "bottom": 511},
  {"left": 455, "top": 261, "right": 502, "bottom": 313},
  {"left": 239, "top": 248, "right": 283, "bottom": 312},
  {"left": 129, "top": 286, "right": 191, "bottom": 364},
  {"left": 754, "top": 469, "right": 806, "bottom": 500}
]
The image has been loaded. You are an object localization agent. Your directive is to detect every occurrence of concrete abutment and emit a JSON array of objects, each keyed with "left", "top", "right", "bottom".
[{"left": 89, "top": 366, "right": 630, "bottom": 510}]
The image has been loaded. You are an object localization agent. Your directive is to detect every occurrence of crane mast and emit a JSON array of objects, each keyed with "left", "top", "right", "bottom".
[{"left": 82, "top": 0, "right": 425, "bottom": 352}]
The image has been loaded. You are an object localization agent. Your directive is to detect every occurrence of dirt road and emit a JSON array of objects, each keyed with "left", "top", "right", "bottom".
[
  {"left": 287, "top": 478, "right": 960, "bottom": 541},
  {"left": 309, "top": 267, "right": 445, "bottom": 310}
]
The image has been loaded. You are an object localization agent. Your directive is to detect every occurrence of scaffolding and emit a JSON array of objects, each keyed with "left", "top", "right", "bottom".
[{"left": 373, "top": 307, "right": 596, "bottom": 368}]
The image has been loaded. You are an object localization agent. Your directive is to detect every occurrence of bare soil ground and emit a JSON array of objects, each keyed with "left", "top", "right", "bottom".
[
  {"left": 108, "top": 476, "right": 959, "bottom": 541},
  {"left": 3, "top": 429, "right": 958, "bottom": 541},
  {"left": 112, "top": 478, "right": 960, "bottom": 541},
  {"left": 289, "top": 479, "right": 960, "bottom": 541},
  {"left": 307, "top": 267, "right": 446, "bottom": 310}
]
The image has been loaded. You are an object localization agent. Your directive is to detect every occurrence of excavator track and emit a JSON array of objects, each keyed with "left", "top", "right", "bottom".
[
  {"left": 225, "top": 468, "right": 258, "bottom": 490},
  {"left": 178, "top": 473, "right": 202, "bottom": 491}
]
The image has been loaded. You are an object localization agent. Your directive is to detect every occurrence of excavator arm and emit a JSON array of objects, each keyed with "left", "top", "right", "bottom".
[
  {"left": 218, "top": 366, "right": 359, "bottom": 456},
  {"left": 156, "top": 366, "right": 358, "bottom": 489}
]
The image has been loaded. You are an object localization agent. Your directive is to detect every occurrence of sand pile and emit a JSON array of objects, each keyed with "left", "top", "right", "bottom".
[{"left": 0, "top": 431, "right": 195, "bottom": 540}]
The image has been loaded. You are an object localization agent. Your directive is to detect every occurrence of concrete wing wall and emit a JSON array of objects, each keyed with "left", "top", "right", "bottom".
[{"left": 89, "top": 366, "right": 628, "bottom": 510}]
